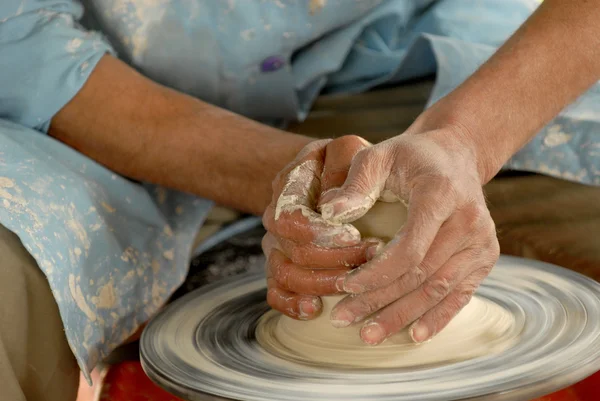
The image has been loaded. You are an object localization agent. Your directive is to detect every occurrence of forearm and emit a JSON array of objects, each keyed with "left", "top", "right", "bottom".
[
  {"left": 50, "top": 55, "right": 311, "bottom": 215},
  {"left": 410, "top": 0, "right": 600, "bottom": 184}
]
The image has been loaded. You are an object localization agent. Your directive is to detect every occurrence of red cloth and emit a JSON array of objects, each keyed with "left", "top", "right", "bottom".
[{"left": 99, "top": 361, "right": 600, "bottom": 401}]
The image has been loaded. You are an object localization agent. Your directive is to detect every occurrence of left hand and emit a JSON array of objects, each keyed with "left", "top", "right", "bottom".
[{"left": 262, "top": 136, "right": 380, "bottom": 320}]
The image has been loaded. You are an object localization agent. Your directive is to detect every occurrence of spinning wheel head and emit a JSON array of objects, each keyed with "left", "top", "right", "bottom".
[{"left": 140, "top": 256, "right": 600, "bottom": 401}]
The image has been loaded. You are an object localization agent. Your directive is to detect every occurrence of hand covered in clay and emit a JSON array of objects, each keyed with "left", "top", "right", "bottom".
[
  {"left": 320, "top": 129, "right": 500, "bottom": 345},
  {"left": 262, "top": 136, "right": 384, "bottom": 320},
  {"left": 264, "top": 128, "right": 499, "bottom": 346}
]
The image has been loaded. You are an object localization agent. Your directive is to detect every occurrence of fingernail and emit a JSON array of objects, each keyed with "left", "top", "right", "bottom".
[
  {"left": 366, "top": 243, "right": 383, "bottom": 261},
  {"left": 409, "top": 321, "right": 430, "bottom": 343},
  {"left": 299, "top": 297, "right": 320, "bottom": 319},
  {"left": 335, "top": 226, "right": 361, "bottom": 246},
  {"left": 320, "top": 202, "right": 338, "bottom": 221},
  {"left": 330, "top": 308, "right": 354, "bottom": 328},
  {"left": 361, "top": 321, "right": 387, "bottom": 345},
  {"left": 318, "top": 188, "right": 339, "bottom": 208},
  {"left": 335, "top": 276, "right": 346, "bottom": 292},
  {"left": 320, "top": 198, "right": 354, "bottom": 223}
]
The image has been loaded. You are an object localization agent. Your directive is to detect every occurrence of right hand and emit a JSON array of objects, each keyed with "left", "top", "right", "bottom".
[{"left": 263, "top": 127, "right": 499, "bottom": 346}]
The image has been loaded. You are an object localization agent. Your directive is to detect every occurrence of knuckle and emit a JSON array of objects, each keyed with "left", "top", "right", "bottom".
[
  {"left": 266, "top": 250, "right": 277, "bottom": 270},
  {"left": 389, "top": 306, "right": 412, "bottom": 328},
  {"left": 411, "top": 264, "right": 428, "bottom": 287},
  {"left": 262, "top": 208, "right": 280, "bottom": 232},
  {"left": 462, "top": 202, "right": 487, "bottom": 232},
  {"left": 262, "top": 233, "right": 279, "bottom": 254},
  {"left": 488, "top": 239, "right": 500, "bottom": 261},
  {"left": 356, "top": 147, "right": 389, "bottom": 172},
  {"left": 481, "top": 259, "right": 496, "bottom": 275},
  {"left": 477, "top": 237, "right": 500, "bottom": 267},
  {"left": 261, "top": 234, "right": 270, "bottom": 254},
  {"left": 336, "top": 135, "right": 370, "bottom": 149},
  {"left": 488, "top": 232, "right": 500, "bottom": 256},
  {"left": 422, "top": 278, "right": 451, "bottom": 302},
  {"left": 411, "top": 195, "right": 454, "bottom": 226},
  {"left": 440, "top": 267, "right": 462, "bottom": 287},
  {"left": 388, "top": 273, "right": 420, "bottom": 302},
  {"left": 433, "top": 175, "right": 459, "bottom": 202},
  {"left": 457, "top": 285, "right": 477, "bottom": 306},
  {"left": 262, "top": 212, "right": 271, "bottom": 230},
  {"left": 266, "top": 288, "right": 280, "bottom": 308},
  {"left": 296, "top": 140, "right": 328, "bottom": 160},
  {"left": 433, "top": 305, "right": 455, "bottom": 328},
  {"left": 350, "top": 295, "right": 379, "bottom": 317}
]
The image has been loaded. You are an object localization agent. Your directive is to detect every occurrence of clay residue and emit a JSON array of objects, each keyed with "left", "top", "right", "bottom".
[
  {"left": 274, "top": 160, "right": 361, "bottom": 246},
  {"left": 69, "top": 274, "right": 97, "bottom": 321},
  {"left": 0, "top": 176, "right": 16, "bottom": 188},
  {"left": 151, "top": 280, "right": 167, "bottom": 307},
  {"left": 110, "top": 0, "right": 169, "bottom": 61},
  {"left": 309, "top": 0, "right": 326, "bottom": 14},
  {"left": 67, "top": 217, "right": 91, "bottom": 251},
  {"left": 162, "top": 249, "right": 174, "bottom": 260},
  {"left": 95, "top": 279, "right": 117, "bottom": 309},
  {"left": 101, "top": 202, "right": 116, "bottom": 213},
  {"left": 544, "top": 124, "right": 573, "bottom": 148}
]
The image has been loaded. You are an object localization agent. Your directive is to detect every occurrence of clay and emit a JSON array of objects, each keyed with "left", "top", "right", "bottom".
[
  {"left": 257, "top": 201, "right": 518, "bottom": 368},
  {"left": 257, "top": 293, "right": 518, "bottom": 368}
]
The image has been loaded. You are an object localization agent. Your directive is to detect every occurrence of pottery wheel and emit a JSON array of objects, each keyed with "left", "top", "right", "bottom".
[{"left": 140, "top": 255, "right": 600, "bottom": 401}]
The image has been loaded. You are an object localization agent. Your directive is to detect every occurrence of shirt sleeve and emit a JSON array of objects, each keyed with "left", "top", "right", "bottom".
[{"left": 0, "top": 1, "right": 115, "bottom": 132}]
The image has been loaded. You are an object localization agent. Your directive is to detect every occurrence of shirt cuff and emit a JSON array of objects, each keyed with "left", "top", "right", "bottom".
[{"left": 0, "top": 2, "right": 115, "bottom": 132}]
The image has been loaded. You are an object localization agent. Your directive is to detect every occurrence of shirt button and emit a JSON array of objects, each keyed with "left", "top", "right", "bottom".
[{"left": 261, "top": 56, "right": 285, "bottom": 72}]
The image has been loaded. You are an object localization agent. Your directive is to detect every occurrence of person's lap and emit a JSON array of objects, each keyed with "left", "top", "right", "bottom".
[{"left": 0, "top": 224, "right": 79, "bottom": 401}]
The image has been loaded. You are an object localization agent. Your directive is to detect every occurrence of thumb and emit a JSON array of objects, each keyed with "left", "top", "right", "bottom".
[{"left": 318, "top": 150, "right": 390, "bottom": 224}]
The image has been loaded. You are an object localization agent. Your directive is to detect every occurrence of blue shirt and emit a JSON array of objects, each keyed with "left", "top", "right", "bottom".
[{"left": 1, "top": 0, "right": 597, "bottom": 384}]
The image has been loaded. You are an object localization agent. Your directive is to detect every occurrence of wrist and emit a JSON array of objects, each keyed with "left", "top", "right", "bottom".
[{"left": 408, "top": 103, "right": 503, "bottom": 185}]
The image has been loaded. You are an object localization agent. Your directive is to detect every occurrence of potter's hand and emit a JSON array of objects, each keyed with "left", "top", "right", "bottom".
[
  {"left": 325, "top": 129, "right": 499, "bottom": 345},
  {"left": 262, "top": 136, "right": 383, "bottom": 320}
]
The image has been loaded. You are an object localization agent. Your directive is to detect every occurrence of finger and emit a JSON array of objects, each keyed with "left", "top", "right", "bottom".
[
  {"left": 321, "top": 136, "right": 371, "bottom": 194},
  {"left": 409, "top": 267, "right": 492, "bottom": 343},
  {"left": 266, "top": 278, "right": 322, "bottom": 320},
  {"left": 261, "top": 232, "right": 280, "bottom": 258},
  {"left": 340, "top": 180, "right": 456, "bottom": 293},
  {"left": 277, "top": 237, "right": 383, "bottom": 269},
  {"left": 268, "top": 248, "right": 347, "bottom": 295},
  {"left": 318, "top": 147, "right": 392, "bottom": 223},
  {"left": 263, "top": 206, "right": 361, "bottom": 248},
  {"left": 332, "top": 201, "right": 490, "bottom": 320},
  {"left": 329, "top": 215, "right": 473, "bottom": 326},
  {"left": 263, "top": 231, "right": 375, "bottom": 271},
  {"left": 264, "top": 234, "right": 324, "bottom": 320},
  {"left": 271, "top": 139, "right": 330, "bottom": 198},
  {"left": 357, "top": 248, "right": 478, "bottom": 345},
  {"left": 266, "top": 138, "right": 361, "bottom": 247}
]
